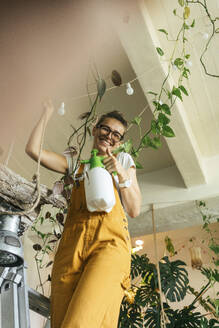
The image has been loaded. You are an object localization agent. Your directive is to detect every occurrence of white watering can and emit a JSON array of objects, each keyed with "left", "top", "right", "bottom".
[{"left": 81, "top": 149, "right": 116, "bottom": 213}]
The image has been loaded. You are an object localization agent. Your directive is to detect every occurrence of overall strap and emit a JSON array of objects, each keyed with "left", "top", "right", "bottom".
[{"left": 74, "top": 163, "right": 85, "bottom": 180}]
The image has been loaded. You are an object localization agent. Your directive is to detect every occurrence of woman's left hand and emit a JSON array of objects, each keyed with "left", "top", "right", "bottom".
[{"left": 103, "top": 148, "right": 128, "bottom": 180}]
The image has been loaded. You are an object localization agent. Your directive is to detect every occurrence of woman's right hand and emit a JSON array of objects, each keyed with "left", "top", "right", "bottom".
[{"left": 42, "top": 99, "right": 55, "bottom": 120}]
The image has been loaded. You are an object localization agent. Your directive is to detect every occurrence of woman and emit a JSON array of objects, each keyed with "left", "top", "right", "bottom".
[{"left": 26, "top": 100, "right": 141, "bottom": 328}]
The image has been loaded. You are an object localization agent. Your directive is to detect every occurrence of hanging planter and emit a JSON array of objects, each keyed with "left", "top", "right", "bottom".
[{"left": 189, "top": 246, "right": 203, "bottom": 270}]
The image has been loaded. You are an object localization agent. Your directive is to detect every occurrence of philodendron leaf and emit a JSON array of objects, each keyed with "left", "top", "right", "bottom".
[
  {"left": 141, "top": 135, "right": 151, "bottom": 147},
  {"left": 209, "top": 243, "right": 219, "bottom": 254},
  {"left": 131, "top": 116, "right": 142, "bottom": 126},
  {"left": 156, "top": 47, "right": 164, "bottom": 56},
  {"left": 162, "top": 125, "right": 175, "bottom": 137},
  {"left": 113, "top": 139, "right": 133, "bottom": 154},
  {"left": 172, "top": 87, "right": 183, "bottom": 101},
  {"left": 135, "top": 161, "right": 144, "bottom": 169},
  {"left": 151, "top": 120, "right": 160, "bottom": 134},
  {"left": 174, "top": 57, "right": 184, "bottom": 68},
  {"left": 178, "top": 0, "right": 184, "bottom": 7},
  {"left": 158, "top": 113, "right": 170, "bottom": 125},
  {"left": 148, "top": 91, "right": 158, "bottom": 96},
  {"left": 151, "top": 137, "right": 162, "bottom": 149},
  {"left": 179, "top": 85, "right": 189, "bottom": 96},
  {"left": 97, "top": 78, "right": 106, "bottom": 100},
  {"left": 158, "top": 29, "right": 168, "bottom": 36},
  {"left": 161, "top": 103, "right": 171, "bottom": 115},
  {"left": 191, "top": 19, "right": 195, "bottom": 28}
]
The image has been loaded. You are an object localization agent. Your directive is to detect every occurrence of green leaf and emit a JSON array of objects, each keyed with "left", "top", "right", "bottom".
[
  {"left": 214, "top": 299, "right": 219, "bottom": 307},
  {"left": 97, "top": 78, "right": 106, "bottom": 100},
  {"left": 183, "top": 23, "right": 190, "bottom": 30},
  {"left": 156, "top": 47, "right": 164, "bottom": 56},
  {"left": 183, "top": 67, "right": 190, "bottom": 78},
  {"left": 151, "top": 120, "right": 160, "bottom": 135},
  {"left": 131, "top": 148, "right": 139, "bottom": 158},
  {"left": 179, "top": 85, "right": 189, "bottom": 96},
  {"left": 151, "top": 137, "right": 162, "bottom": 149},
  {"left": 113, "top": 139, "right": 133, "bottom": 154},
  {"left": 131, "top": 116, "right": 142, "bottom": 126},
  {"left": 172, "top": 87, "right": 183, "bottom": 101},
  {"left": 214, "top": 259, "right": 219, "bottom": 266},
  {"left": 174, "top": 57, "right": 184, "bottom": 68},
  {"left": 173, "top": 9, "right": 177, "bottom": 15},
  {"left": 178, "top": 0, "right": 184, "bottom": 7},
  {"left": 185, "top": 54, "right": 190, "bottom": 59},
  {"left": 209, "top": 243, "right": 219, "bottom": 254},
  {"left": 158, "top": 113, "right": 170, "bottom": 125},
  {"left": 141, "top": 135, "right": 151, "bottom": 147},
  {"left": 161, "top": 103, "right": 171, "bottom": 115},
  {"left": 148, "top": 91, "right": 158, "bottom": 96},
  {"left": 162, "top": 125, "right": 175, "bottom": 137},
  {"left": 158, "top": 29, "right": 168, "bottom": 36},
  {"left": 184, "top": 6, "right": 190, "bottom": 19},
  {"left": 191, "top": 19, "right": 195, "bottom": 28},
  {"left": 135, "top": 161, "right": 144, "bottom": 169},
  {"left": 153, "top": 100, "right": 162, "bottom": 111},
  {"left": 159, "top": 257, "right": 189, "bottom": 302}
]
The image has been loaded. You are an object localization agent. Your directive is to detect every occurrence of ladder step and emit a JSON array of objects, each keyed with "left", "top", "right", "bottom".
[{"left": 28, "top": 287, "right": 50, "bottom": 318}]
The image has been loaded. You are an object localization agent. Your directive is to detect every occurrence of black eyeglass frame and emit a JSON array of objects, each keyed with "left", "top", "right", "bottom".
[{"left": 96, "top": 124, "right": 125, "bottom": 142}]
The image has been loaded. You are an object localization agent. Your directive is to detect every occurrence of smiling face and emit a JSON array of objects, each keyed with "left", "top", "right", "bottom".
[{"left": 92, "top": 117, "right": 126, "bottom": 155}]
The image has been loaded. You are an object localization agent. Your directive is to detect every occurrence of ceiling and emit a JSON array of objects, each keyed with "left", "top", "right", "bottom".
[{"left": 0, "top": 0, "right": 219, "bottom": 236}]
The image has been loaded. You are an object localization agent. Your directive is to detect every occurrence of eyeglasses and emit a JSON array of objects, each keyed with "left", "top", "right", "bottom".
[{"left": 97, "top": 124, "right": 124, "bottom": 142}]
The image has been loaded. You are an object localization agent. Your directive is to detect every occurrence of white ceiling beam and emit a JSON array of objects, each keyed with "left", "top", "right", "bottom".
[{"left": 116, "top": 0, "right": 207, "bottom": 188}]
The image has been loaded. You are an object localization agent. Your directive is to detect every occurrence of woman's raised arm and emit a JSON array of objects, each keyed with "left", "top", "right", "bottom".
[{"left": 25, "top": 100, "right": 68, "bottom": 174}]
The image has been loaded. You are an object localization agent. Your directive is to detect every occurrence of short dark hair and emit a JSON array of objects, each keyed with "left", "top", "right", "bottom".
[{"left": 96, "top": 110, "right": 128, "bottom": 130}]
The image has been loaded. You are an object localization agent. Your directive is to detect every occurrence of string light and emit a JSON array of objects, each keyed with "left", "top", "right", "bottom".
[
  {"left": 185, "top": 60, "right": 193, "bottom": 68},
  {"left": 126, "top": 82, "right": 134, "bottom": 95},
  {"left": 202, "top": 32, "right": 209, "bottom": 40},
  {"left": 135, "top": 239, "right": 144, "bottom": 246},
  {"left": 171, "top": 63, "right": 177, "bottom": 71},
  {"left": 58, "top": 102, "right": 65, "bottom": 116}
]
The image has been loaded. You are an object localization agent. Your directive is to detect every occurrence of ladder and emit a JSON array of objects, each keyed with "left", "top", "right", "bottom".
[{"left": 0, "top": 265, "right": 50, "bottom": 328}]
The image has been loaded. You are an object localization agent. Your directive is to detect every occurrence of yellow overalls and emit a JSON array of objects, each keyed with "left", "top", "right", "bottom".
[{"left": 51, "top": 164, "right": 131, "bottom": 328}]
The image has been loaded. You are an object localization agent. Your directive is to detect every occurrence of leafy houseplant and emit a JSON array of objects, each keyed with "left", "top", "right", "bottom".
[{"left": 118, "top": 253, "right": 219, "bottom": 328}]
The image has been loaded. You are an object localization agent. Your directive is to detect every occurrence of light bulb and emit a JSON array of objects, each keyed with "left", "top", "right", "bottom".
[
  {"left": 171, "top": 63, "right": 177, "bottom": 71},
  {"left": 202, "top": 32, "right": 209, "bottom": 40},
  {"left": 185, "top": 60, "right": 192, "bottom": 68},
  {"left": 126, "top": 83, "right": 134, "bottom": 96},
  {"left": 135, "top": 239, "right": 144, "bottom": 246},
  {"left": 58, "top": 102, "right": 65, "bottom": 116}
]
